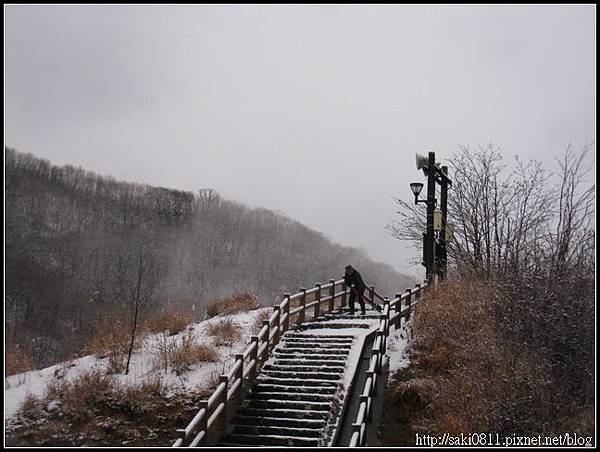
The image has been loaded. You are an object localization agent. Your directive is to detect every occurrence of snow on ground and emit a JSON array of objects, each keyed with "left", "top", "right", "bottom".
[
  {"left": 385, "top": 318, "right": 413, "bottom": 378},
  {"left": 4, "top": 308, "right": 271, "bottom": 421}
]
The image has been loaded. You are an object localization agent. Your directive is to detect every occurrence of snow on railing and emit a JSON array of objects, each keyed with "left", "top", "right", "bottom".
[
  {"left": 172, "top": 277, "right": 427, "bottom": 448},
  {"left": 348, "top": 281, "right": 428, "bottom": 447},
  {"left": 174, "top": 277, "right": 360, "bottom": 447}
]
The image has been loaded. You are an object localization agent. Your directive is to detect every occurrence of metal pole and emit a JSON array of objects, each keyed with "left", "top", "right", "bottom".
[
  {"left": 439, "top": 165, "right": 449, "bottom": 279},
  {"left": 426, "top": 151, "right": 436, "bottom": 284}
]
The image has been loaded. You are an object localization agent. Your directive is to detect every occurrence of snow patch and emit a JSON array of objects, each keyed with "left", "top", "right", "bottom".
[
  {"left": 386, "top": 318, "right": 413, "bottom": 377},
  {"left": 4, "top": 307, "right": 271, "bottom": 420}
]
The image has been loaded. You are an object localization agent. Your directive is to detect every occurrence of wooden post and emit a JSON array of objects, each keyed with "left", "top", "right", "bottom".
[
  {"left": 369, "top": 285, "right": 375, "bottom": 306},
  {"left": 273, "top": 306, "right": 281, "bottom": 345},
  {"left": 341, "top": 282, "right": 347, "bottom": 308},
  {"left": 395, "top": 292, "right": 402, "bottom": 328},
  {"left": 375, "top": 334, "right": 384, "bottom": 372},
  {"left": 384, "top": 297, "right": 390, "bottom": 338},
  {"left": 191, "top": 400, "right": 209, "bottom": 446},
  {"left": 409, "top": 285, "right": 419, "bottom": 321},
  {"left": 329, "top": 279, "right": 335, "bottom": 312},
  {"left": 234, "top": 354, "right": 244, "bottom": 404},
  {"left": 352, "top": 423, "right": 362, "bottom": 447},
  {"left": 372, "top": 371, "right": 379, "bottom": 397},
  {"left": 250, "top": 336, "right": 259, "bottom": 379},
  {"left": 366, "top": 370, "right": 376, "bottom": 396},
  {"left": 299, "top": 287, "right": 307, "bottom": 324},
  {"left": 262, "top": 320, "right": 270, "bottom": 359},
  {"left": 405, "top": 288, "right": 412, "bottom": 322},
  {"left": 361, "top": 395, "right": 371, "bottom": 423},
  {"left": 176, "top": 427, "right": 187, "bottom": 445},
  {"left": 314, "top": 283, "right": 322, "bottom": 320},
  {"left": 283, "top": 293, "right": 290, "bottom": 332},
  {"left": 218, "top": 375, "right": 229, "bottom": 434},
  {"left": 235, "top": 354, "right": 244, "bottom": 384},
  {"left": 378, "top": 306, "right": 388, "bottom": 352}
]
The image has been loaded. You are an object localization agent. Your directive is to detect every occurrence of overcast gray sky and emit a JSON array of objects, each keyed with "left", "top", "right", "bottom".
[{"left": 5, "top": 5, "right": 596, "bottom": 277}]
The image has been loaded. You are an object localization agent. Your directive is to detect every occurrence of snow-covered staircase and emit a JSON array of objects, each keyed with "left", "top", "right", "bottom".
[
  {"left": 216, "top": 310, "right": 381, "bottom": 447},
  {"left": 173, "top": 279, "right": 429, "bottom": 448}
]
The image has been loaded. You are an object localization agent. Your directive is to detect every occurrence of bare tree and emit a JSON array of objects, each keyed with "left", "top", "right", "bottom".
[
  {"left": 123, "top": 238, "right": 160, "bottom": 375},
  {"left": 387, "top": 142, "right": 596, "bottom": 434}
]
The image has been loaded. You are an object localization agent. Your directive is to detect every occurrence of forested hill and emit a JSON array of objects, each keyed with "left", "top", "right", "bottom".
[{"left": 5, "top": 148, "right": 412, "bottom": 368}]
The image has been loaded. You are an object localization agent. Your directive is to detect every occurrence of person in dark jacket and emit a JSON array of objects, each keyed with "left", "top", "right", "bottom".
[{"left": 344, "top": 265, "right": 366, "bottom": 315}]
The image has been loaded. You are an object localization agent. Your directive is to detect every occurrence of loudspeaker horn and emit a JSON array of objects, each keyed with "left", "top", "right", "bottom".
[{"left": 416, "top": 153, "right": 428, "bottom": 171}]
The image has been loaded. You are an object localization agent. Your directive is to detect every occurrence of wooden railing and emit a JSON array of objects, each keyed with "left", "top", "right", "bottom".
[
  {"left": 348, "top": 281, "right": 428, "bottom": 447},
  {"left": 173, "top": 277, "right": 385, "bottom": 447}
]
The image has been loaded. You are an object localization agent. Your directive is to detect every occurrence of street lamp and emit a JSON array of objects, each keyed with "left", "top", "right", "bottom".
[
  {"left": 410, "top": 151, "right": 452, "bottom": 283},
  {"left": 409, "top": 182, "right": 425, "bottom": 203}
]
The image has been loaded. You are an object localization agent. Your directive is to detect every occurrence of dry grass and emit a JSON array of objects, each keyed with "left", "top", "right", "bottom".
[
  {"left": 41, "top": 368, "right": 170, "bottom": 420},
  {"left": 206, "top": 369, "right": 222, "bottom": 391},
  {"left": 8, "top": 371, "right": 212, "bottom": 447},
  {"left": 151, "top": 330, "right": 218, "bottom": 375},
  {"left": 206, "top": 318, "right": 242, "bottom": 346},
  {"left": 5, "top": 343, "right": 35, "bottom": 376},
  {"left": 121, "top": 376, "right": 167, "bottom": 415},
  {"left": 18, "top": 393, "right": 42, "bottom": 418},
  {"left": 45, "top": 368, "right": 117, "bottom": 414},
  {"left": 253, "top": 308, "right": 272, "bottom": 334},
  {"left": 380, "top": 277, "right": 525, "bottom": 444},
  {"left": 206, "top": 292, "right": 261, "bottom": 318},
  {"left": 146, "top": 309, "right": 194, "bottom": 336},
  {"left": 85, "top": 315, "right": 132, "bottom": 374}
]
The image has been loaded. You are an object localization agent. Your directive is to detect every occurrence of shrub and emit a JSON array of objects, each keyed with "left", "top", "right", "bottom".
[
  {"left": 206, "top": 369, "right": 222, "bottom": 391},
  {"left": 253, "top": 308, "right": 272, "bottom": 334},
  {"left": 18, "top": 393, "right": 42, "bottom": 418},
  {"left": 206, "top": 293, "right": 261, "bottom": 318},
  {"left": 151, "top": 330, "right": 218, "bottom": 375},
  {"left": 122, "top": 376, "right": 166, "bottom": 414},
  {"left": 5, "top": 343, "right": 35, "bottom": 376},
  {"left": 169, "top": 331, "right": 219, "bottom": 375},
  {"left": 381, "top": 277, "right": 520, "bottom": 443},
  {"left": 206, "top": 318, "right": 242, "bottom": 346},
  {"left": 146, "top": 309, "right": 194, "bottom": 336},
  {"left": 37, "top": 368, "right": 174, "bottom": 424},
  {"left": 86, "top": 315, "right": 132, "bottom": 374},
  {"left": 45, "top": 368, "right": 118, "bottom": 415}
]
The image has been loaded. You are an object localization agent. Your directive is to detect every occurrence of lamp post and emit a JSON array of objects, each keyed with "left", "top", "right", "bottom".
[
  {"left": 439, "top": 166, "right": 449, "bottom": 279},
  {"left": 410, "top": 151, "right": 452, "bottom": 284}
]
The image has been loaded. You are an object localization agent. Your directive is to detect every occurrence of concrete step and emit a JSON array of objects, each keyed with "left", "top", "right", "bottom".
[
  {"left": 231, "top": 415, "right": 327, "bottom": 429},
  {"left": 278, "top": 339, "right": 352, "bottom": 347},
  {"left": 260, "top": 369, "right": 342, "bottom": 380},
  {"left": 221, "top": 433, "right": 319, "bottom": 447},
  {"left": 247, "top": 398, "right": 331, "bottom": 411},
  {"left": 237, "top": 407, "right": 330, "bottom": 420},
  {"left": 282, "top": 337, "right": 354, "bottom": 344},
  {"left": 280, "top": 341, "right": 352, "bottom": 349},
  {"left": 248, "top": 391, "right": 334, "bottom": 403},
  {"left": 297, "top": 322, "right": 371, "bottom": 330},
  {"left": 273, "top": 352, "right": 350, "bottom": 360},
  {"left": 323, "top": 312, "right": 381, "bottom": 319},
  {"left": 263, "top": 364, "right": 345, "bottom": 373},
  {"left": 273, "top": 358, "right": 347, "bottom": 367},
  {"left": 285, "top": 333, "right": 355, "bottom": 339},
  {"left": 231, "top": 424, "right": 322, "bottom": 438},
  {"left": 274, "top": 347, "right": 349, "bottom": 355},
  {"left": 252, "top": 383, "right": 337, "bottom": 395},
  {"left": 255, "top": 376, "right": 339, "bottom": 387}
]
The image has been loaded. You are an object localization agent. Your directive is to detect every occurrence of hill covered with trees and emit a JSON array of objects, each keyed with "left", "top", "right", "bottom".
[{"left": 5, "top": 148, "right": 412, "bottom": 368}]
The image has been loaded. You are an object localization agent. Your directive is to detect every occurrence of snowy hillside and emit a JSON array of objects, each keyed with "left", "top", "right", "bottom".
[{"left": 5, "top": 308, "right": 271, "bottom": 422}]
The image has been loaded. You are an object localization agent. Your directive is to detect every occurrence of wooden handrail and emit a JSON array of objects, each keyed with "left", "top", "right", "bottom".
[
  {"left": 173, "top": 277, "right": 428, "bottom": 447},
  {"left": 348, "top": 280, "right": 429, "bottom": 447}
]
